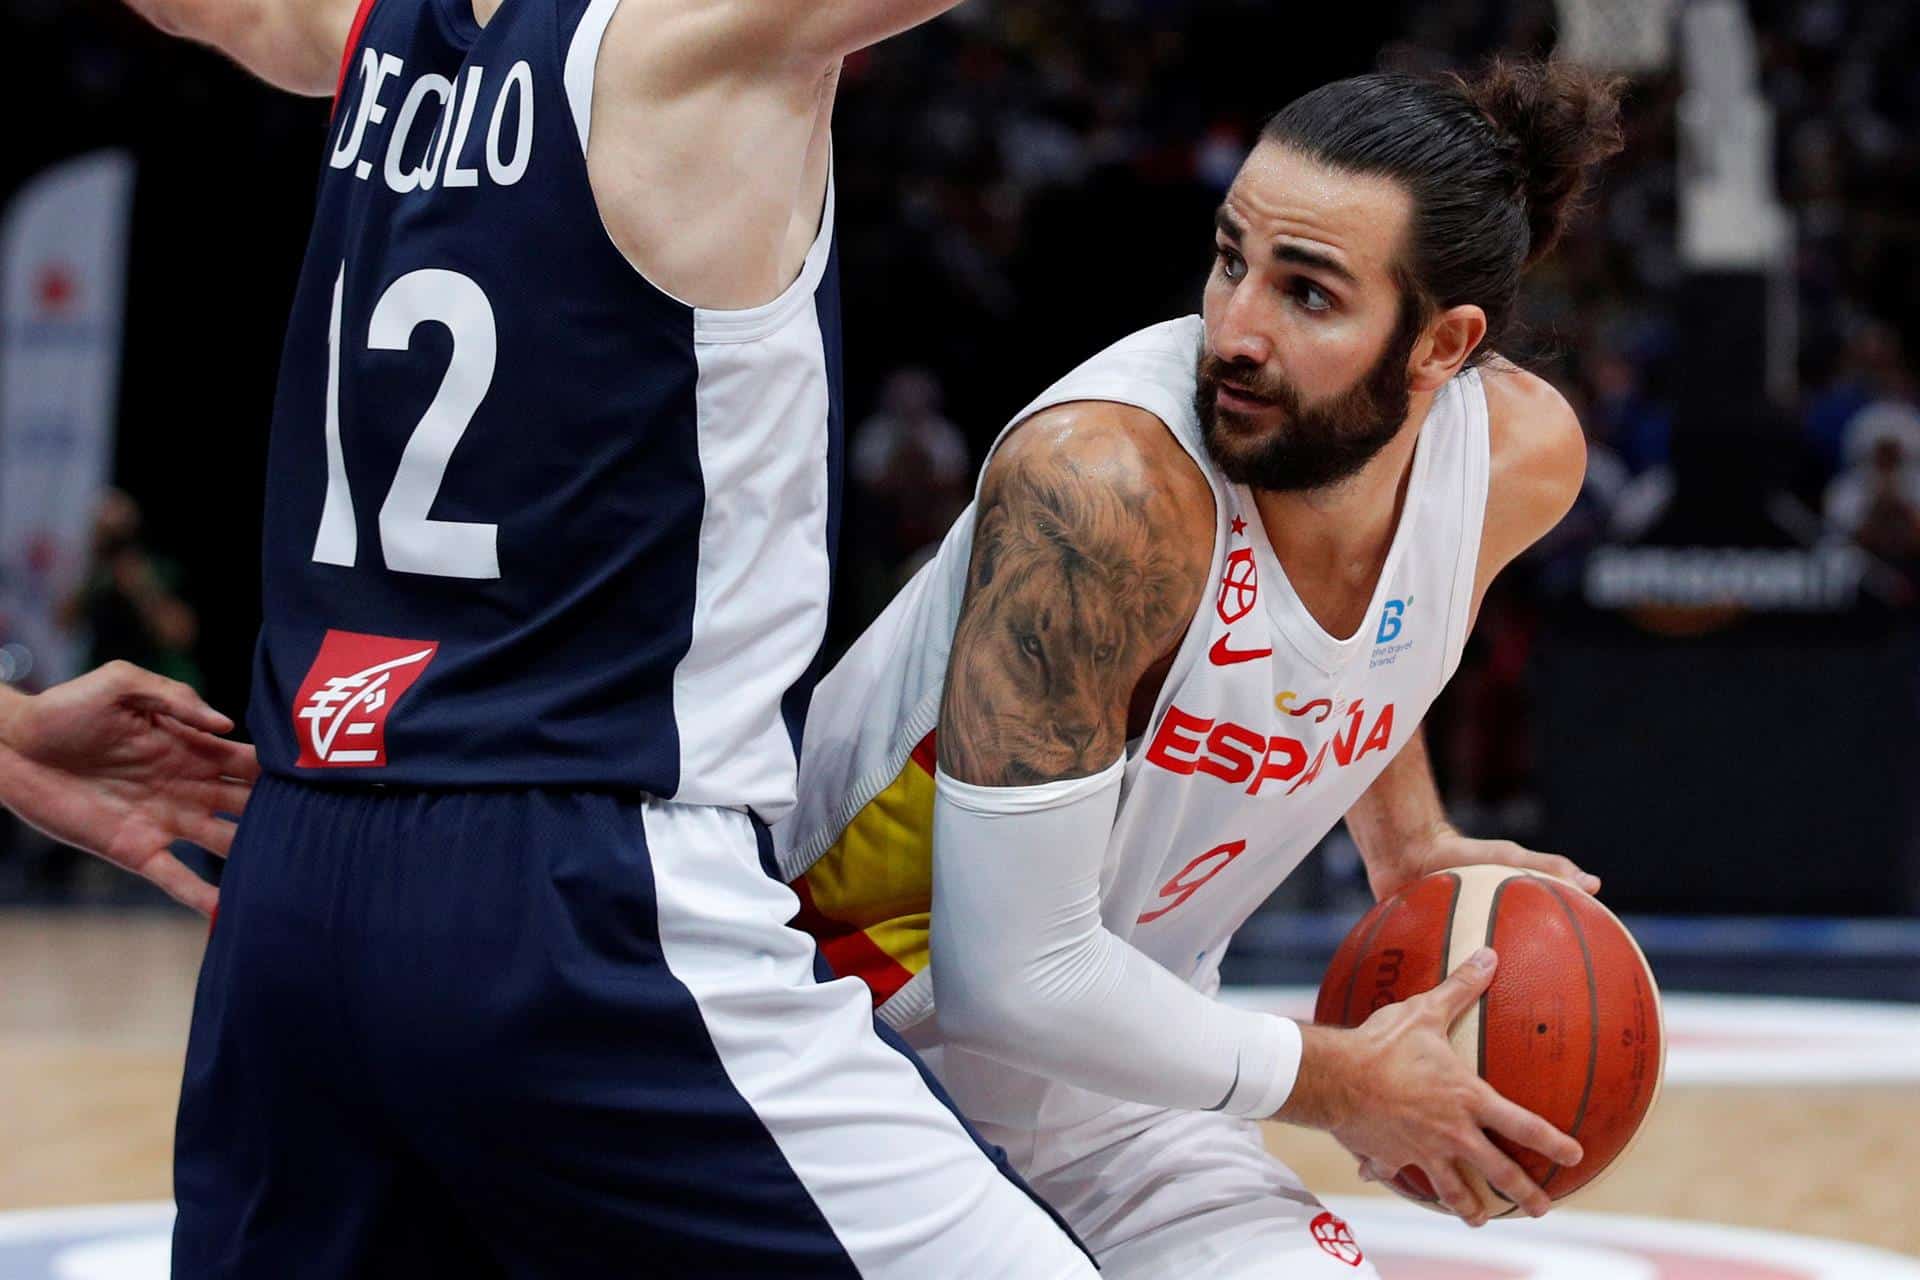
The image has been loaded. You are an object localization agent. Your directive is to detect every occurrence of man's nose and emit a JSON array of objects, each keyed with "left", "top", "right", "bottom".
[{"left": 1213, "top": 287, "right": 1274, "bottom": 367}]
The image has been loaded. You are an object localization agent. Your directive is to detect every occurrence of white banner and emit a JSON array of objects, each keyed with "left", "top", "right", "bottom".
[{"left": 0, "top": 150, "right": 134, "bottom": 687}]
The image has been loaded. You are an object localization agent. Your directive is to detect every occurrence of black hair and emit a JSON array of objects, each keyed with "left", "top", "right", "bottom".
[{"left": 1261, "top": 59, "right": 1625, "bottom": 362}]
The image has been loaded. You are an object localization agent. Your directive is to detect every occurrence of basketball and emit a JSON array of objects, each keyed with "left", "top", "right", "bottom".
[{"left": 1315, "top": 865, "right": 1666, "bottom": 1216}]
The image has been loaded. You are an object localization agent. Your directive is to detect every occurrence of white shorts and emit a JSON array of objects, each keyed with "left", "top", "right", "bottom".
[{"left": 977, "top": 1101, "right": 1383, "bottom": 1279}]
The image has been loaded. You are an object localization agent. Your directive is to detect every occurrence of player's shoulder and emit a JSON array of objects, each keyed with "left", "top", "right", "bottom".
[
  {"left": 1478, "top": 361, "right": 1587, "bottom": 533},
  {"left": 986, "top": 399, "right": 1216, "bottom": 539}
]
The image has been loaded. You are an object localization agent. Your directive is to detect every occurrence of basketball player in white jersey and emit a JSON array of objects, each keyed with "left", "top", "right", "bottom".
[{"left": 781, "top": 61, "right": 1626, "bottom": 1277}]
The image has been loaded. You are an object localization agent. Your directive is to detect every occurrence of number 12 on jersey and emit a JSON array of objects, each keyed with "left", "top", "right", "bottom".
[{"left": 314, "top": 261, "right": 501, "bottom": 580}]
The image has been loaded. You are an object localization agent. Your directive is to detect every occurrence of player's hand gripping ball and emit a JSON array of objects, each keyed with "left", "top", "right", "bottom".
[{"left": 1315, "top": 865, "right": 1665, "bottom": 1216}]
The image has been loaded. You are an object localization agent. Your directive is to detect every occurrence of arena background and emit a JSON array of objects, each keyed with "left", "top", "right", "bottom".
[{"left": 3, "top": 0, "right": 1918, "bottom": 1276}]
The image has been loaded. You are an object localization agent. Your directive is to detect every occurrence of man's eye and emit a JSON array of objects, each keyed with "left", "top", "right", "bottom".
[
  {"left": 1020, "top": 634, "right": 1043, "bottom": 658},
  {"left": 1293, "top": 280, "right": 1333, "bottom": 312},
  {"left": 1216, "top": 248, "right": 1245, "bottom": 281}
]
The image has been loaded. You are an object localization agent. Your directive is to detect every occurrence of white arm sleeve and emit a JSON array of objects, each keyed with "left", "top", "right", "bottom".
[{"left": 931, "top": 759, "right": 1302, "bottom": 1118}]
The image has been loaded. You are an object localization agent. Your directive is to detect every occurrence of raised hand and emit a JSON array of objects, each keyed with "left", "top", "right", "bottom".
[{"left": 0, "top": 661, "right": 259, "bottom": 915}]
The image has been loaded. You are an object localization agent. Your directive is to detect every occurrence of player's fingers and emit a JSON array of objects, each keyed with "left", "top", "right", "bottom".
[
  {"left": 177, "top": 811, "right": 238, "bottom": 859},
  {"left": 1479, "top": 1089, "right": 1583, "bottom": 1170},
  {"left": 1427, "top": 947, "right": 1497, "bottom": 1025},
  {"left": 129, "top": 672, "right": 233, "bottom": 734},
  {"left": 170, "top": 726, "right": 262, "bottom": 782},
  {"left": 1426, "top": 1160, "right": 1489, "bottom": 1228},
  {"left": 1461, "top": 1130, "right": 1552, "bottom": 1218},
  {"left": 187, "top": 775, "right": 257, "bottom": 817},
  {"left": 1480, "top": 842, "right": 1602, "bottom": 895},
  {"left": 203, "top": 778, "right": 255, "bottom": 820},
  {"left": 218, "top": 740, "right": 262, "bottom": 781},
  {"left": 1530, "top": 851, "right": 1601, "bottom": 895},
  {"left": 140, "top": 851, "right": 218, "bottom": 917}
]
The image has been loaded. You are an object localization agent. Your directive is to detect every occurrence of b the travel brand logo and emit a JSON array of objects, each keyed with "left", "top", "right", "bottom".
[
  {"left": 1371, "top": 596, "right": 1414, "bottom": 669},
  {"left": 293, "top": 630, "right": 438, "bottom": 767}
]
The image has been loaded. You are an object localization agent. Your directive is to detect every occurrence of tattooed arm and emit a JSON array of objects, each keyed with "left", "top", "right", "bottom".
[
  {"left": 927, "top": 403, "right": 1315, "bottom": 1122},
  {"left": 937, "top": 401, "right": 1212, "bottom": 786}
]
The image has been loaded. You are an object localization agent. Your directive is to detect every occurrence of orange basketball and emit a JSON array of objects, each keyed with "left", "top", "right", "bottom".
[{"left": 1314, "top": 864, "right": 1665, "bottom": 1216}]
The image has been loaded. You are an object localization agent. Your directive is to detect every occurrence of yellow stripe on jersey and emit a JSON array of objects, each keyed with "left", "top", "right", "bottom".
[{"left": 793, "top": 731, "right": 939, "bottom": 1007}]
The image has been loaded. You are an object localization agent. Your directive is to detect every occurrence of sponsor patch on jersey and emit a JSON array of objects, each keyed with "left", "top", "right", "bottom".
[
  {"left": 1370, "top": 595, "right": 1415, "bottom": 669},
  {"left": 293, "top": 630, "right": 439, "bottom": 768}
]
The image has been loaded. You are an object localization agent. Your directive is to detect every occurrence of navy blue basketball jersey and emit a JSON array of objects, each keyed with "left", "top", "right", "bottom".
[{"left": 249, "top": 0, "right": 842, "bottom": 819}]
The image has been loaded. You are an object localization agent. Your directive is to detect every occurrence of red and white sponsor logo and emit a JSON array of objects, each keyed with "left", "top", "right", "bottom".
[
  {"left": 1310, "top": 1210, "right": 1364, "bottom": 1267},
  {"left": 293, "top": 630, "right": 438, "bottom": 768}
]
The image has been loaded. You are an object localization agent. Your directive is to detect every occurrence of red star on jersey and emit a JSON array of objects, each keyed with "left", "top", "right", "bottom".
[{"left": 1230, "top": 515, "right": 1247, "bottom": 536}]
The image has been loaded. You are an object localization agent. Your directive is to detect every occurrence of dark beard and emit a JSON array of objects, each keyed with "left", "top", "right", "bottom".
[{"left": 1194, "top": 307, "right": 1419, "bottom": 494}]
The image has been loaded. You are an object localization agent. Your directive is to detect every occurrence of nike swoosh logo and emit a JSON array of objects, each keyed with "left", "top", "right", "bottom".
[{"left": 1209, "top": 634, "right": 1274, "bottom": 666}]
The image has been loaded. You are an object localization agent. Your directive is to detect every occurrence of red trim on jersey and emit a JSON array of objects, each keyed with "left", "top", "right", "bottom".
[
  {"left": 909, "top": 730, "right": 938, "bottom": 777},
  {"left": 331, "top": 0, "right": 382, "bottom": 116},
  {"left": 790, "top": 877, "right": 917, "bottom": 1009},
  {"left": 820, "top": 929, "right": 916, "bottom": 1008}
]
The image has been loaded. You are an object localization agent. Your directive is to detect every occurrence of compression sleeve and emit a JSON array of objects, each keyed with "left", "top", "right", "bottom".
[{"left": 930, "top": 759, "right": 1302, "bottom": 1118}]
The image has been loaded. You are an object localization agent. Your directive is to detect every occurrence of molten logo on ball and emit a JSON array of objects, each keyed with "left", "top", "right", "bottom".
[{"left": 1310, "top": 1211, "right": 1364, "bottom": 1267}]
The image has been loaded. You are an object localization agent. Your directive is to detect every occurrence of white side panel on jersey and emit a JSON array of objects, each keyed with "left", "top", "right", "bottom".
[
  {"left": 641, "top": 800, "right": 1097, "bottom": 1280},
  {"left": 671, "top": 185, "right": 838, "bottom": 819}
]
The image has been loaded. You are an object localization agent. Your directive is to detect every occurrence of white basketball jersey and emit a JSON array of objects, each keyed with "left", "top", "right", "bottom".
[{"left": 778, "top": 315, "right": 1490, "bottom": 1129}]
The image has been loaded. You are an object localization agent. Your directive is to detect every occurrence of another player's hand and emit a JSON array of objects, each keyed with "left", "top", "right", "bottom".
[
  {"left": 1318, "top": 948, "right": 1583, "bottom": 1226},
  {"left": 1372, "top": 824, "right": 1600, "bottom": 901},
  {"left": 0, "top": 661, "right": 259, "bottom": 915}
]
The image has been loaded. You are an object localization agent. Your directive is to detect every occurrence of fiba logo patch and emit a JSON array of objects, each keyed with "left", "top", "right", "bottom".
[
  {"left": 1309, "top": 1210, "right": 1364, "bottom": 1267},
  {"left": 293, "top": 630, "right": 438, "bottom": 767}
]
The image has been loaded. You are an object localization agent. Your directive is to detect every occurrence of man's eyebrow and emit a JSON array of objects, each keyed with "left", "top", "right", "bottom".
[
  {"left": 1273, "top": 242, "right": 1358, "bottom": 286},
  {"left": 1213, "top": 208, "right": 1242, "bottom": 241}
]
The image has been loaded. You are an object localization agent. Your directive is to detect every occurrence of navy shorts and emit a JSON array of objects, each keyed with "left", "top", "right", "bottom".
[{"left": 174, "top": 777, "right": 1092, "bottom": 1278}]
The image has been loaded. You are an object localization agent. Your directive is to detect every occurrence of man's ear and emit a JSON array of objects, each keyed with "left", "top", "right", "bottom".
[{"left": 1407, "top": 303, "right": 1487, "bottom": 392}]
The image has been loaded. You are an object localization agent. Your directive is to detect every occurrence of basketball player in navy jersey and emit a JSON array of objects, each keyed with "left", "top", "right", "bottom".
[{"left": 113, "top": 0, "right": 1099, "bottom": 1274}]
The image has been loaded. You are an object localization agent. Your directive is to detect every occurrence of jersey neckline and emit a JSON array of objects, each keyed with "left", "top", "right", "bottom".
[{"left": 1238, "top": 377, "right": 1450, "bottom": 675}]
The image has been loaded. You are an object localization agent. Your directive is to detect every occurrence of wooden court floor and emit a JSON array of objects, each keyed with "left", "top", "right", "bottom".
[{"left": 4, "top": 909, "right": 1916, "bottom": 1257}]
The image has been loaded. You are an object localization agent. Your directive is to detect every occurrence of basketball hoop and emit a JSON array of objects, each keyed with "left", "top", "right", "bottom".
[{"left": 1555, "top": 0, "right": 1679, "bottom": 73}]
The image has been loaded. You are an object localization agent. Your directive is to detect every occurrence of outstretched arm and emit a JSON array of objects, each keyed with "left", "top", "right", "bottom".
[
  {"left": 0, "top": 662, "right": 259, "bottom": 915},
  {"left": 121, "top": 0, "right": 360, "bottom": 96}
]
